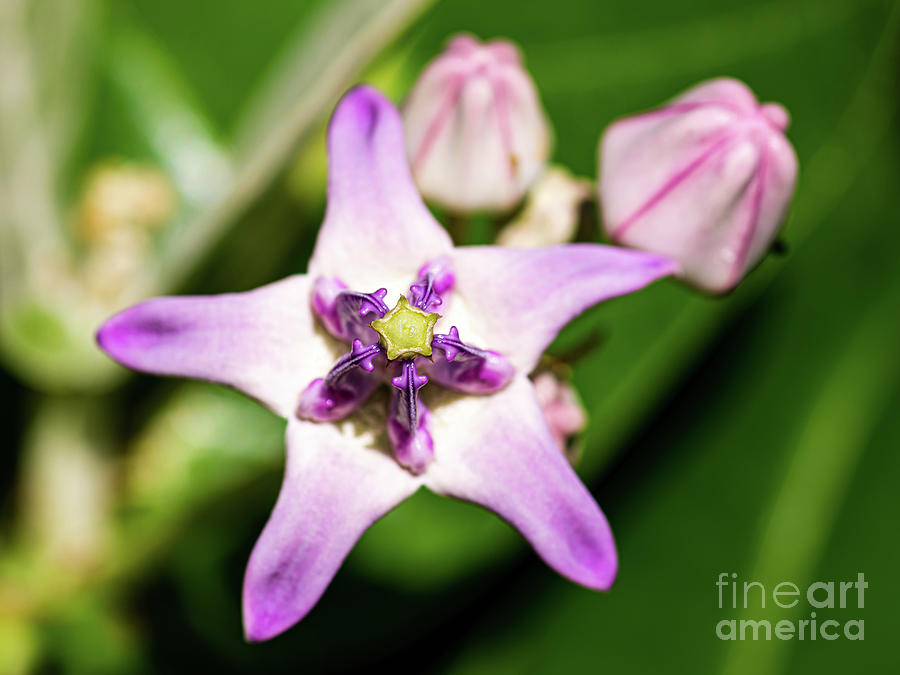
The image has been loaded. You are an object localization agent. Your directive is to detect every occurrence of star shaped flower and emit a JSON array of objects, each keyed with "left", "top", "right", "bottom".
[{"left": 96, "top": 86, "right": 677, "bottom": 641}]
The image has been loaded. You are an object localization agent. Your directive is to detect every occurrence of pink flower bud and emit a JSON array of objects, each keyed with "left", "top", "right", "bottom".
[
  {"left": 532, "top": 371, "right": 587, "bottom": 463},
  {"left": 598, "top": 78, "right": 798, "bottom": 293},
  {"left": 404, "top": 34, "right": 552, "bottom": 214}
]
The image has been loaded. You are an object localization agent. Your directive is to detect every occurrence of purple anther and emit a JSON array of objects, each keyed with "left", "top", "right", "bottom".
[
  {"left": 296, "top": 340, "right": 383, "bottom": 422},
  {"left": 408, "top": 257, "right": 455, "bottom": 313},
  {"left": 427, "top": 326, "right": 514, "bottom": 394},
  {"left": 387, "top": 360, "right": 434, "bottom": 473},
  {"left": 312, "top": 277, "right": 388, "bottom": 343}
]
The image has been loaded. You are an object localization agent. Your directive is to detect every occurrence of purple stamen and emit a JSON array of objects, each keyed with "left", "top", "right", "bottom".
[
  {"left": 312, "top": 277, "right": 388, "bottom": 343},
  {"left": 408, "top": 257, "right": 455, "bottom": 313},
  {"left": 387, "top": 360, "right": 434, "bottom": 474},
  {"left": 431, "top": 325, "right": 469, "bottom": 361},
  {"left": 297, "top": 340, "right": 383, "bottom": 422},
  {"left": 391, "top": 360, "right": 428, "bottom": 432},
  {"left": 428, "top": 326, "right": 514, "bottom": 394},
  {"left": 341, "top": 289, "right": 390, "bottom": 319},
  {"left": 324, "top": 339, "right": 381, "bottom": 383}
]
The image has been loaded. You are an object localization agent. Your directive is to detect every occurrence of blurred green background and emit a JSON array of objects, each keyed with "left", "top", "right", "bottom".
[{"left": 1, "top": 0, "right": 898, "bottom": 673}]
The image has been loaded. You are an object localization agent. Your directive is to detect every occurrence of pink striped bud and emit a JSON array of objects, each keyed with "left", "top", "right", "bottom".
[
  {"left": 404, "top": 34, "right": 551, "bottom": 214},
  {"left": 599, "top": 78, "right": 798, "bottom": 293}
]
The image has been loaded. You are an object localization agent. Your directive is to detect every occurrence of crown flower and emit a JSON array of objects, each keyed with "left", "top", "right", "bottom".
[{"left": 96, "top": 86, "right": 676, "bottom": 641}]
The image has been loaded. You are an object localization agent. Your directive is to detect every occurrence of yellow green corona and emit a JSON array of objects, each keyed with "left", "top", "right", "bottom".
[{"left": 370, "top": 297, "right": 440, "bottom": 361}]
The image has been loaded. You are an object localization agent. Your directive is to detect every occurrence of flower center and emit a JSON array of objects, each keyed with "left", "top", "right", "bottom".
[
  {"left": 304, "top": 263, "right": 515, "bottom": 473},
  {"left": 369, "top": 296, "right": 440, "bottom": 361}
]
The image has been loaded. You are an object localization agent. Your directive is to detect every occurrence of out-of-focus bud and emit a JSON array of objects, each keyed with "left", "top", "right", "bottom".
[
  {"left": 77, "top": 161, "right": 176, "bottom": 304},
  {"left": 532, "top": 371, "right": 587, "bottom": 464},
  {"left": 403, "top": 34, "right": 552, "bottom": 214},
  {"left": 78, "top": 161, "right": 175, "bottom": 242},
  {"left": 599, "top": 78, "right": 797, "bottom": 294},
  {"left": 496, "top": 166, "right": 592, "bottom": 247}
]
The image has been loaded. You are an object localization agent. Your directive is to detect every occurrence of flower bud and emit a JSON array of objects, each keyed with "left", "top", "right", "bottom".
[
  {"left": 78, "top": 161, "right": 175, "bottom": 241},
  {"left": 403, "top": 34, "right": 551, "bottom": 214},
  {"left": 497, "top": 166, "right": 592, "bottom": 247},
  {"left": 532, "top": 371, "right": 587, "bottom": 464},
  {"left": 598, "top": 78, "right": 797, "bottom": 293}
]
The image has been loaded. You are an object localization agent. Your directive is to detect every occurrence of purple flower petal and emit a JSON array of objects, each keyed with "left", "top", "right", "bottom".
[
  {"left": 309, "top": 86, "right": 453, "bottom": 292},
  {"left": 425, "top": 377, "right": 617, "bottom": 589},
  {"left": 96, "top": 275, "right": 333, "bottom": 418},
  {"left": 447, "top": 244, "right": 677, "bottom": 373},
  {"left": 243, "top": 418, "right": 421, "bottom": 641}
]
